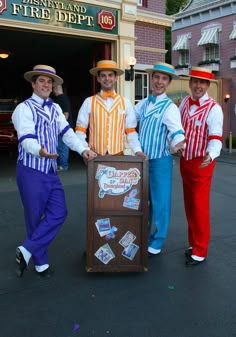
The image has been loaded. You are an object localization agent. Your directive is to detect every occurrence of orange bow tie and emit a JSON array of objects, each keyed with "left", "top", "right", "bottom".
[
  {"left": 101, "top": 92, "right": 117, "bottom": 100},
  {"left": 189, "top": 97, "right": 200, "bottom": 107}
]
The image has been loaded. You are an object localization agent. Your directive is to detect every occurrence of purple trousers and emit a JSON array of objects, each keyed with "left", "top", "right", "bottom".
[{"left": 16, "top": 161, "right": 67, "bottom": 266}]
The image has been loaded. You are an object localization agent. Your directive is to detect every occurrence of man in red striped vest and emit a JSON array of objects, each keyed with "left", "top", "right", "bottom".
[{"left": 179, "top": 66, "right": 223, "bottom": 266}]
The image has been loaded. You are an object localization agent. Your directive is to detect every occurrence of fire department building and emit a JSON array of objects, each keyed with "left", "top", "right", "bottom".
[{"left": 0, "top": 0, "right": 173, "bottom": 126}]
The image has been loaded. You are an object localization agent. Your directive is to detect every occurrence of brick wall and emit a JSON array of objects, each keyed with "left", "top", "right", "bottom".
[{"left": 135, "top": 22, "right": 165, "bottom": 64}]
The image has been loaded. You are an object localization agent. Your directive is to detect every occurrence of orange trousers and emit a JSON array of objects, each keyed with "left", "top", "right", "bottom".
[{"left": 180, "top": 157, "right": 215, "bottom": 257}]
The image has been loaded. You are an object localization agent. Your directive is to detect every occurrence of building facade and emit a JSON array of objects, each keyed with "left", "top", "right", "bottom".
[
  {"left": 171, "top": 0, "right": 236, "bottom": 144},
  {"left": 0, "top": 0, "right": 173, "bottom": 127}
]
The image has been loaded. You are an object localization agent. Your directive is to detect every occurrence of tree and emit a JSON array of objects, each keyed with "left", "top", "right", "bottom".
[{"left": 165, "top": 0, "right": 188, "bottom": 63}]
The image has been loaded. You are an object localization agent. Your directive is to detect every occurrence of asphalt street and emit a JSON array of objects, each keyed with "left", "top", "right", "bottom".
[{"left": 0, "top": 150, "right": 236, "bottom": 337}]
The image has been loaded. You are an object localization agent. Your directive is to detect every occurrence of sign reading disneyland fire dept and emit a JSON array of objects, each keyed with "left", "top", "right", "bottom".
[
  {"left": 0, "top": 0, "right": 118, "bottom": 34},
  {"left": 86, "top": 156, "right": 149, "bottom": 273}
]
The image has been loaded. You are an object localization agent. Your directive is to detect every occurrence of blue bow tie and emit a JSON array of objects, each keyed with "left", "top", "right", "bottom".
[
  {"left": 42, "top": 99, "right": 53, "bottom": 108},
  {"left": 148, "top": 95, "right": 157, "bottom": 104}
]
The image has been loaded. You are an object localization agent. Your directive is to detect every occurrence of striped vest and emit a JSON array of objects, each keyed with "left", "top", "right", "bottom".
[
  {"left": 139, "top": 98, "right": 172, "bottom": 159},
  {"left": 181, "top": 96, "right": 216, "bottom": 160},
  {"left": 17, "top": 98, "right": 59, "bottom": 173},
  {"left": 89, "top": 94, "right": 126, "bottom": 155}
]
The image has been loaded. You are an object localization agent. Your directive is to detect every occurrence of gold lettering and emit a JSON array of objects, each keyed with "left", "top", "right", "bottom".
[
  {"left": 87, "top": 16, "right": 93, "bottom": 26},
  {"left": 12, "top": 4, "right": 22, "bottom": 15},
  {"left": 41, "top": 8, "right": 50, "bottom": 20},
  {"left": 80, "top": 6, "right": 86, "bottom": 14},
  {"left": 67, "top": 12, "right": 77, "bottom": 24},
  {"left": 53, "top": 1, "right": 59, "bottom": 9},
  {"left": 56, "top": 10, "right": 67, "bottom": 22}
]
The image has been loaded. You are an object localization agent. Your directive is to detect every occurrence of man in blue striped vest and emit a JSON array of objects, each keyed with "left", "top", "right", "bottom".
[
  {"left": 134, "top": 62, "right": 186, "bottom": 256},
  {"left": 12, "top": 65, "right": 97, "bottom": 278}
]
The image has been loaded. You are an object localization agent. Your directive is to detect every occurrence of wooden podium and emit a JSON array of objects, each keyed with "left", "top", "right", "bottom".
[{"left": 86, "top": 156, "right": 149, "bottom": 272}]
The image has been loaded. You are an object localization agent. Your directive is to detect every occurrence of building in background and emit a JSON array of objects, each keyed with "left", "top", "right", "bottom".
[
  {"left": 0, "top": 0, "right": 173, "bottom": 106},
  {"left": 171, "top": 0, "right": 236, "bottom": 145}
]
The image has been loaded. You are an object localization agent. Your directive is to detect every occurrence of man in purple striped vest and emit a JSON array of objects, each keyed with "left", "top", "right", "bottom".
[{"left": 12, "top": 65, "right": 96, "bottom": 278}]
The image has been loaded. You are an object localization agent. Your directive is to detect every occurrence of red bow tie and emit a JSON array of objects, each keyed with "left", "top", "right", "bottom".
[
  {"left": 101, "top": 92, "right": 117, "bottom": 100},
  {"left": 189, "top": 97, "right": 200, "bottom": 107}
]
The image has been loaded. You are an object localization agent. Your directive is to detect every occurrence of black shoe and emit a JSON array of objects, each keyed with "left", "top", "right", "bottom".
[
  {"left": 15, "top": 248, "right": 27, "bottom": 277},
  {"left": 36, "top": 267, "right": 53, "bottom": 278},
  {"left": 185, "top": 256, "right": 205, "bottom": 266},
  {"left": 185, "top": 248, "right": 192, "bottom": 257}
]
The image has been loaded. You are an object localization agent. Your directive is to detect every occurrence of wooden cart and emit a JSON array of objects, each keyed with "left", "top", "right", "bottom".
[{"left": 86, "top": 155, "right": 149, "bottom": 272}]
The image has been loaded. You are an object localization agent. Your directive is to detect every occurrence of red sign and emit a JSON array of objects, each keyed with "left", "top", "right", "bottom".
[
  {"left": 0, "top": 0, "right": 7, "bottom": 14},
  {"left": 97, "top": 10, "right": 116, "bottom": 31}
]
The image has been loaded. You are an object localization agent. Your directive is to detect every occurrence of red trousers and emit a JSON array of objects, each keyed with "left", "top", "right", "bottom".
[{"left": 180, "top": 157, "right": 215, "bottom": 257}]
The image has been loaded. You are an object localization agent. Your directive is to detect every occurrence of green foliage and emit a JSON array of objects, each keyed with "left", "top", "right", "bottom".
[{"left": 165, "top": 0, "right": 188, "bottom": 63}]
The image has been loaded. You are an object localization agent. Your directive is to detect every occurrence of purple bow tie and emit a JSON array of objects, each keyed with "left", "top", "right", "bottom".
[{"left": 42, "top": 99, "right": 53, "bottom": 108}]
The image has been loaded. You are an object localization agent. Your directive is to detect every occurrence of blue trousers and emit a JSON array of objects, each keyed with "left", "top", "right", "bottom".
[
  {"left": 148, "top": 155, "right": 173, "bottom": 250},
  {"left": 57, "top": 135, "right": 69, "bottom": 169},
  {"left": 16, "top": 162, "right": 67, "bottom": 266}
]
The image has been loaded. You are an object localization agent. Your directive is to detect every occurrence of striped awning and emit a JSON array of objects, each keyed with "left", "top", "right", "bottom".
[
  {"left": 198, "top": 27, "right": 219, "bottom": 46},
  {"left": 173, "top": 35, "right": 189, "bottom": 51},
  {"left": 229, "top": 26, "right": 236, "bottom": 40}
]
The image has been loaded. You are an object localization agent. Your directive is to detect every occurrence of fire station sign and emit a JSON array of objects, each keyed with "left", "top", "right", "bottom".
[{"left": 0, "top": 0, "right": 118, "bottom": 34}]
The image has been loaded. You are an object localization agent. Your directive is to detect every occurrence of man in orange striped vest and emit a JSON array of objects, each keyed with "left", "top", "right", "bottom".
[
  {"left": 179, "top": 67, "right": 223, "bottom": 266},
  {"left": 75, "top": 60, "right": 145, "bottom": 157}
]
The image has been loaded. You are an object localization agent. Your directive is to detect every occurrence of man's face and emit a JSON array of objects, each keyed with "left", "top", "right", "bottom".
[
  {"left": 97, "top": 70, "right": 117, "bottom": 91},
  {"left": 189, "top": 78, "right": 210, "bottom": 99},
  {"left": 151, "top": 72, "right": 171, "bottom": 96},
  {"left": 32, "top": 75, "right": 53, "bottom": 99}
]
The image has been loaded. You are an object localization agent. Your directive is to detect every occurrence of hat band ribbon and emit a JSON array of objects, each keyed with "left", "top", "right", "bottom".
[
  {"left": 98, "top": 63, "right": 118, "bottom": 69},
  {"left": 34, "top": 68, "right": 57, "bottom": 76},
  {"left": 153, "top": 64, "right": 175, "bottom": 75},
  {"left": 190, "top": 69, "right": 215, "bottom": 80}
]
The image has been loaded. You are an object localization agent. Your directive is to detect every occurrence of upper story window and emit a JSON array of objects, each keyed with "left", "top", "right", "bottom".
[
  {"left": 197, "top": 26, "right": 221, "bottom": 67},
  {"left": 137, "top": 0, "right": 147, "bottom": 7},
  {"left": 173, "top": 34, "right": 191, "bottom": 66}
]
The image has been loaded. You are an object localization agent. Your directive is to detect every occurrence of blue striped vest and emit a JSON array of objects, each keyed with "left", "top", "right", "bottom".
[{"left": 139, "top": 98, "right": 172, "bottom": 159}]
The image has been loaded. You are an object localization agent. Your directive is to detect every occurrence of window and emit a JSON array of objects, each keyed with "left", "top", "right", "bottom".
[
  {"left": 178, "top": 50, "right": 190, "bottom": 66},
  {"left": 205, "top": 45, "right": 219, "bottom": 61},
  {"left": 137, "top": 0, "right": 147, "bottom": 7},
  {"left": 135, "top": 72, "right": 148, "bottom": 104}
]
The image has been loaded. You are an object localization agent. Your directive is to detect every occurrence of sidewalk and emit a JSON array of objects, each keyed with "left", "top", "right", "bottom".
[{"left": 0, "top": 152, "right": 236, "bottom": 337}]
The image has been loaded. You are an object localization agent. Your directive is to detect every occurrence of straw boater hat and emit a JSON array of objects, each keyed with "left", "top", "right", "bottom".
[
  {"left": 145, "top": 62, "right": 178, "bottom": 79},
  {"left": 89, "top": 60, "right": 124, "bottom": 76},
  {"left": 24, "top": 65, "right": 63, "bottom": 85},
  {"left": 189, "top": 66, "right": 215, "bottom": 81}
]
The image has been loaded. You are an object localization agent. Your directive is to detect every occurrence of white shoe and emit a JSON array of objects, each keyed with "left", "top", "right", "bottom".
[{"left": 148, "top": 247, "right": 161, "bottom": 255}]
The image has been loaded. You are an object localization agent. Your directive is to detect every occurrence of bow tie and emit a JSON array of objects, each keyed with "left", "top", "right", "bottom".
[
  {"left": 101, "top": 92, "right": 117, "bottom": 100},
  {"left": 148, "top": 95, "right": 157, "bottom": 104},
  {"left": 42, "top": 99, "right": 53, "bottom": 108},
  {"left": 189, "top": 97, "right": 200, "bottom": 107}
]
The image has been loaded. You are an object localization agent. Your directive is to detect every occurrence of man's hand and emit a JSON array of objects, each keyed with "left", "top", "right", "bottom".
[
  {"left": 172, "top": 140, "right": 186, "bottom": 156},
  {"left": 199, "top": 152, "right": 212, "bottom": 168},
  {"left": 39, "top": 144, "right": 58, "bottom": 159},
  {"left": 135, "top": 151, "right": 148, "bottom": 159},
  {"left": 82, "top": 150, "right": 97, "bottom": 164}
]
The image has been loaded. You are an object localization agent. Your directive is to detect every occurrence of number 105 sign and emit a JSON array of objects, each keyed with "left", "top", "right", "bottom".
[{"left": 97, "top": 10, "right": 116, "bottom": 31}]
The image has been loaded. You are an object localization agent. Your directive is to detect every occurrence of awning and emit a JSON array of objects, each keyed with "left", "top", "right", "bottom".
[
  {"left": 173, "top": 35, "right": 189, "bottom": 51},
  {"left": 197, "top": 27, "right": 219, "bottom": 46},
  {"left": 229, "top": 25, "right": 236, "bottom": 40}
]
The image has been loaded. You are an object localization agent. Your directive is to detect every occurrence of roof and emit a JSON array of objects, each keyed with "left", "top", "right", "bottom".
[{"left": 178, "top": 0, "right": 229, "bottom": 16}]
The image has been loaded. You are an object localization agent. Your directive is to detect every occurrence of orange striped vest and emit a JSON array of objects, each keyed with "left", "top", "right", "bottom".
[{"left": 89, "top": 94, "right": 126, "bottom": 155}]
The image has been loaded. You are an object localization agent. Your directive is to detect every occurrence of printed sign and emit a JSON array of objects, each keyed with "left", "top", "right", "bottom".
[
  {"left": 96, "top": 166, "right": 141, "bottom": 198},
  {"left": 95, "top": 243, "right": 115, "bottom": 265},
  {"left": 0, "top": 0, "right": 118, "bottom": 35}
]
